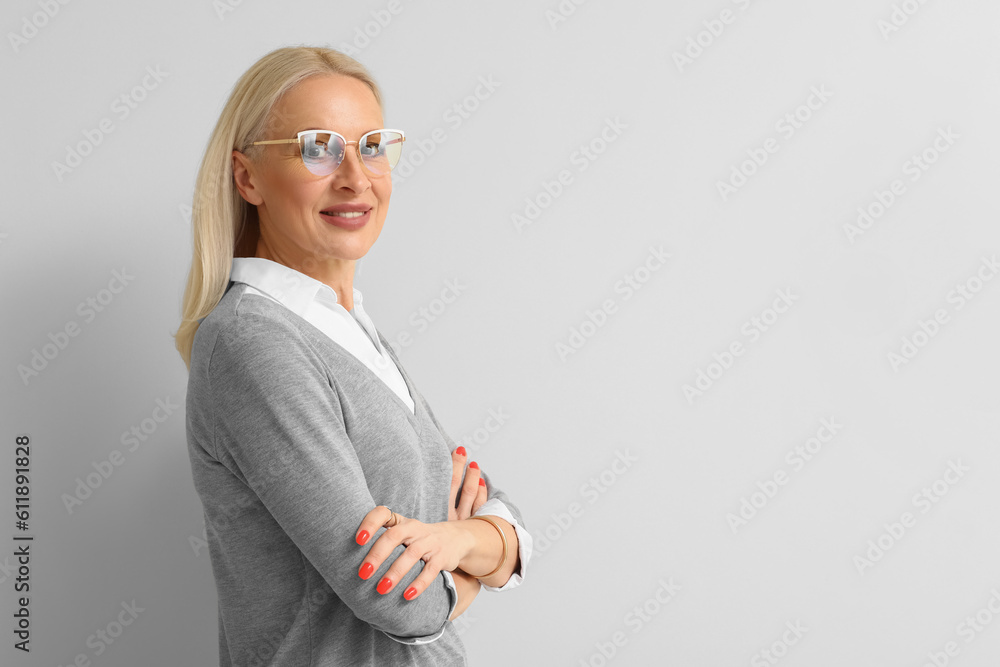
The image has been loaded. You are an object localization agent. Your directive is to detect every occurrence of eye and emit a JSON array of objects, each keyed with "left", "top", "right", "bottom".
[{"left": 360, "top": 141, "right": 384, "bottom": 157}]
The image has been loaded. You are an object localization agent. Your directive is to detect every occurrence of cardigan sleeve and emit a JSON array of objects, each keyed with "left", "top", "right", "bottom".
[
  {"left": 205, "top": 312, "right": 457, "bottom": 643},
  {"left": 417, "top": 394, "right": 533, "bottom": 591}
]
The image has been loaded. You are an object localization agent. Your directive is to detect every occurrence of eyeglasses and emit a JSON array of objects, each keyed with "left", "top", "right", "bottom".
[{"left": 251, "top": 128, "right": 406, "bottom": 176}]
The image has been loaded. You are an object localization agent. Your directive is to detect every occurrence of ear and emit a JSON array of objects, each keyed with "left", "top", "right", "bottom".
[{"left": 231, "top": 150, "right": 264, "bottom": 206}]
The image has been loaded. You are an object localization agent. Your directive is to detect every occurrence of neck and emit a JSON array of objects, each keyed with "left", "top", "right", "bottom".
[{"left": 254, "top": 238, "right": 355, "bottom": 311}]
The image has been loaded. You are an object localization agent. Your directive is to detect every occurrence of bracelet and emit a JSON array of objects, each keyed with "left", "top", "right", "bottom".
[{"left": 468, "top": 515, "right": 507, "bottom": 579}]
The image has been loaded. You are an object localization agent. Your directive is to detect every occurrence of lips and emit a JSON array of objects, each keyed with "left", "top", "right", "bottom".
[
  {"left": 320, "top": 206, "right": 371, "bottom": 230},
  {"left": 321, "top": 210, "right": 367, "bottom": 219},
  {"left": 320, "top": 203, "right": 372, "bottom": 215}
]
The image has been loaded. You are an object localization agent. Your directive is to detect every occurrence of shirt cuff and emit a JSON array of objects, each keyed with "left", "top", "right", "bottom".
[
  {"left": 381, "top": 570, "right": 459, "bottom": 645},
  {"left": 472, "top": 498, "right": 532, "bottom": 592}
]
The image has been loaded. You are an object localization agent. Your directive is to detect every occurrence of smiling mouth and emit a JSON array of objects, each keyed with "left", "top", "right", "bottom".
[{"left": 321, "top": 210, "right": 367, "bottom": 218}]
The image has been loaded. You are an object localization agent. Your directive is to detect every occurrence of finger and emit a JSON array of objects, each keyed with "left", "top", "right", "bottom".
[
  {"left": 380, "top": 538, "right": 439, "bottom": 598},
  {"left": 456, "top": 461, "right": 481, "bottom": 519},
  {"left": 356, "top": 505, "right": 396, "bottom": 546},
  {"left": 401, "top": 549, "right": 447, "bottom": 602},
  {"left": 358, "top": 522, "right": 408, "bottom": 582},
  {"left": 472, "top": 476, "right": 488, "bottom": 515},
  {"left": 448, "top": 446, "right": 467, "bottom": 517},
  {"left": 403, "top": 561, "right": 441, "bottom": 600}
]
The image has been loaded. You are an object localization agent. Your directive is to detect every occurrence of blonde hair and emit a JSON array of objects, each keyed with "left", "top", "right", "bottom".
[{"left": 172, "top": 46, "right": 384, "bottom": 370}]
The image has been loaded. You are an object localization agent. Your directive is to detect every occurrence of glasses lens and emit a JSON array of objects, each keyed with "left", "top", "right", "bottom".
[
  {"left": 359, "top": 131, "right": 404, "bottom": 175},
  {"left": 300, "top": 131, "right": 345, "bottom": 175}
]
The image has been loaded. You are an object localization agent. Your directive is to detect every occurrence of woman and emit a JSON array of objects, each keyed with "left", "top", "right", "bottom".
[{"left": 174, "top": 46, "right": 531, "bottom": 666}]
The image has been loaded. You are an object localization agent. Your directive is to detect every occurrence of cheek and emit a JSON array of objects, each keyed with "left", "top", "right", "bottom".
[
  {"left": 268, "top": 172, "right": 323, "bottom": 212},
  {"left": 375, "top": 180, "right": 392, "bottom": 211}
]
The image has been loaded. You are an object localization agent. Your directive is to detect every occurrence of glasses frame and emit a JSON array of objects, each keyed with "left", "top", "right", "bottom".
[{"left": 251, "top": 128, "right": 406, "bottom": 177}]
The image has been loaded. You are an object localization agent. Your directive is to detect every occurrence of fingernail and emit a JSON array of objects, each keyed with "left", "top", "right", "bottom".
[
  {"left": 356, "top": 530, "right": 370, "bottom": 546},
  {"left": 479, "top": 478, "right": 486, "bottom": 487},
  {"left": 469, "top": 461, "right": 479, "bottom": 469},
  {"left": 404, "top": 586, "right": 418, "bottom": 600},
  {"left": 377, "top": 577, "right": 393, "bottom": 595},
  {"left": 359, "top": 562, "right": 374, "bottom": 580},
  {"left": 456, "top": 446, "right": 467, "bottom": 456}
]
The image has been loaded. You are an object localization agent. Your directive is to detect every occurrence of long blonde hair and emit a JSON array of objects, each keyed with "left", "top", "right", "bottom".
[{"left": 173, "top": 46, "right": 384, "bottom": 370}]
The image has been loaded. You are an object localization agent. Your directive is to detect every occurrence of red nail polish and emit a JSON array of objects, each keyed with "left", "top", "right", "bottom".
[
  {"left": 377, "top": 577, "right": 393, "bottom": 595},
  {"left": 359, "top": 562, "right": 374, "bottom": 580},
  {"left": 356, "top": 530, "right": 370, "bottom": 546},
  {"left": 469, "top": 461, "right": 479, "bottom": 469},
  {"left": 479, "top": 478, "right": 486, "bottom": 487},
  {"left": 404, "top": 586, "right": 418, "bottom": 600},
  {"left": 456, "top": 446, "right": 467, "bottom": 456}
]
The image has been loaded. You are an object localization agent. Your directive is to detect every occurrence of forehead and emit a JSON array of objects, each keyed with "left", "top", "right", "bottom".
[{"left": 269, "top": 74, "right": 384, "bottom": 138}]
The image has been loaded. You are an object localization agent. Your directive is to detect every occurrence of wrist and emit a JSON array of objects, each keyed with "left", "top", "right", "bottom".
[
  {"left": 452, "top": 567, "right": 481, "bottom": 585},
  {"left": 455, "top": 519, "right": 479, "bottom": 569},
  {"left": 457, "top": 516, "right": 510, "bottom": 581}
]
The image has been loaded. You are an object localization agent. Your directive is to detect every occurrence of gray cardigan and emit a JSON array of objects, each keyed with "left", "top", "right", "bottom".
[{"left": 185, "top": 281, "right": 525, "bottom": 666}]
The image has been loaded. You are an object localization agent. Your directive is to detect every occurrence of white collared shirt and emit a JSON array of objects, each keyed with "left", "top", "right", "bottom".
[{"left": 229, "top": 257, "right": 530, "bottom": 592}]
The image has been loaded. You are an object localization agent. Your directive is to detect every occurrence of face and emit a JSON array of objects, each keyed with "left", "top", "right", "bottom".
[{"left": 231, "top": 74, "right": 391, "bottom": 276}]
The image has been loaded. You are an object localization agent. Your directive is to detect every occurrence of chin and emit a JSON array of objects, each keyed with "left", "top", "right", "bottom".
[{"left": 329, "top": 244, "right": 374, "bottom": 261}]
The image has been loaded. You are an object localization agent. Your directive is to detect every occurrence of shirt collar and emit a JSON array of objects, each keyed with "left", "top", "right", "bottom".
[{"left": 230, "top": 257, "right": 364, "bottom": 318}]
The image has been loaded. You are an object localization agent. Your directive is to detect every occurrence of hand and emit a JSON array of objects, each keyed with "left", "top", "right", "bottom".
[
  {"left": 448, "top": 446, "right": 488, "bottom": 521},
  {"left": 355, "top": 506, "right": 473, "bottom": 601}
]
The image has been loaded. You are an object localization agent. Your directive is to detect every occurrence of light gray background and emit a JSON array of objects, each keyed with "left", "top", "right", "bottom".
[{"left": 2, "top": 0, "right": 999, "bottom": 665}]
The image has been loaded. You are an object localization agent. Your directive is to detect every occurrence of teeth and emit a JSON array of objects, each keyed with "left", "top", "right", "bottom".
[{"left": 323, "top": 210, "right": 366, "bottom": 218}]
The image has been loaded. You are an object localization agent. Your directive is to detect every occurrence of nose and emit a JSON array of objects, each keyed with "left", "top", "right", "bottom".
[{"left": 332, "top": 143, "right": 371, "bottom": 193}]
